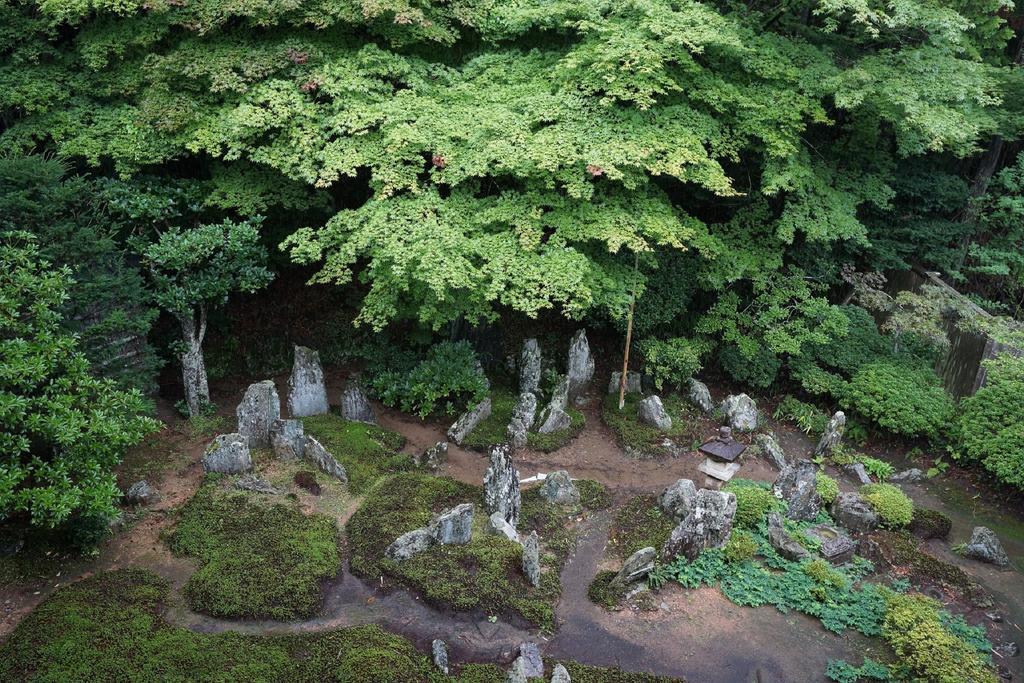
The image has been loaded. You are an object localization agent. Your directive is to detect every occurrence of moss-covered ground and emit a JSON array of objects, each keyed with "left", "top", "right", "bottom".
[
  {"left": 165, "top": 482, "right": 341, "bottom": 620},
  {"left": 460, "top": 388, "right": 585, "bottom": 452},
  {"left": 301, "top": 413, "right": 409, "bottom": 494},
  {"left": 347, "top": 473, "right": 608, "bottom": 630},
  {"left": 0, "top": 568, "right": 682, "bottom": 682},
  {"left": 608, "top": 495, "right": 675, "bottom": 559},
  {"left": 601, "top": 393, "right": 699, "bottom": 458}
]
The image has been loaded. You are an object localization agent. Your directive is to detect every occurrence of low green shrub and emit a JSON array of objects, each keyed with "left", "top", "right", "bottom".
[
  {"left": 841, "top": 360, "right": 954, "bottom": 439},
  {"left": 724, "top": 530, "right": 758, "bottom": 563},
  {"left": 958, "top": 354, "right": 1024, "bottom": 490},
  {"left": 773, "top": 395, "right": 830, "bottom": 435},
  {"left": 639, "top": 337, "right": 703, "bottom": 391},
  {"left": 723, "top": 479, "right": 784, "bottom": 529},
  {"left": 861, "top": 483, "right": 914, "bottom": 528},
  {"left": 609, "top": 495, "right": 675, "bottom": 559},
  {"left": 166, "top": 486, "right": 340, "bottom": 620},
  {"left": 816, "top": 473, "right": 839, "bottom": 506},
  {"left": 370, "top": 341, "right": 488, "bottom": 418},
  {"left": 301, "top": 414, "right": 408, "bottom": 494},
  {"left": 825, "top": 658, "right": 890, "bottom": 683}
]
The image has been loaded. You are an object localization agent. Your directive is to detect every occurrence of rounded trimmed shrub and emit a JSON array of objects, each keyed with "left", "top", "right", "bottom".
[
  {"left": 958, "top": 354, "right": 1024, "bottom": 490},
  {"left": 841, "top": 360, "right": 954, "bottom": 439},
  {"left": 861, "top": 483, "right": 914, "bottom": 528}
]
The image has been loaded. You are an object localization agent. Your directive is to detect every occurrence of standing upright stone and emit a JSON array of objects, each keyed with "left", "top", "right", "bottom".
[
  {"left": 507, "top": 391, "right": 538, "bottom": 450},
  {"left": 341, "top": 383, "right": 377, "bottom": 424},
  {"left": 720, "top": 393, "right": 758, "bottom": 432},
  {"left": 484, "top": 444, "right": 521, "bottom": 527},
  {"left": 304, "top": 436, "right": 348, "bottom": 482},
  {"left": 661, "top": 489, "right": 737, "bottom": 561},
  {"left": 638, "top": 395, "right": 673, "bottom": 431},
  {"left": 687, "top": 378, "right": 715, "bottom": 414},
  {"left": 754, "top": 433, "right": 787, "bottom": 470},
  {"left": 536, "top": 376, "right": 571, "bottom": 434},
  {"left": 430, "top": 503, "right": 474, "bottom": 545},
  {"left": 566, "top": 329, "right": 595, "bottom": 400},
  {"left": 773, "top": 459, "right": 821, "bottom": 521},
  {"left": 431, "top": 639, "right": 449, "bottom": 675},
  {"left": 236, "top": 380, "right": 281, "bottom": 448},
  {"left": 608, "top": 371, "right": 642, "bottom": 395},
  {"left": 551, "top": 664, "right": 572, "bottom": 683},
  {"left": 270, "top": 418, "right": 305, "bottom": 460},
  {"left": 287, "top": 346, "right": 329, "bottom": 417},
  {"left": 522, "top": 531, "right": 541, "bottom": 587},
  {"left": 448, "top": 397, "right": 492, "bottom": 444},
  {"left": 962, "top": 526, "right": 1010, "bottom": 567},
  {"left": 815, "top": 411, "right": 846, "bottom": 456},
  {"left": 539, "top": 470, "right": 579, "bottom": 505},
  {"left": 519, "top": 338, "right": 542, "bottom": 395},
  {"left": 659, "top": 478, "right": 698, "bottom": 521}
]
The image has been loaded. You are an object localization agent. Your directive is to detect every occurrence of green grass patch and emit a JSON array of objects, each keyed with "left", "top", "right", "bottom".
[
  {"left": 609, "top": 495, "right": 676, "bottom": 560},
  {"left": 301, "top": 413, "right": 409, "bottom": 494},
  {"left": 461, "top": 388, "right": 584, "bottom": 453},
  {"left": 347, "top": 473, "right": 575, "bottom": 630},
  {"left": 601, "top": 393, "right": 697, "bottom": 458},
  {"left": 166, "top": 485, "right": 340, "bottom": 620}
]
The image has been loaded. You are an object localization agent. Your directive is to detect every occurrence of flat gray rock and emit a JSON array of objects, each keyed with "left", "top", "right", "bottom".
[
  {"left": 612, "top": 546, "right": 656, "bottom": 586},
  {"left": 844, "top": 462, "right": 872, "bottom": 485},
  {"left": 448, "top": 397, "right": 492, "bottom": 444},
  {"left": 767, "top": 512, "right": 809, "bottom": 561},
  {"left": 385, "top": 527, "right": 435, "bottom": 561},
  {"left": 304, "top": 436, "right": 348, "bottom": 482},
  {"left": 415, "top": 441, "right": 448, "bottom": 470},
  {"left": 890, "top": 468, "right": 924, "bottom": 483},
  {"left": 124, "top": 480, "right": 160, "bottom": 506},
  {"left": 487, "top": 511, "right": 519, "bottom": 543},
  {"left": 234, "top": 475, "right": 283, "bottom": 495}
]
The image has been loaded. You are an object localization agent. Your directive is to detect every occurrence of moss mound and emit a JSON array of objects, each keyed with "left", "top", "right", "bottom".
[
  {"left": 587, "top": 570, "right": 627, "bottom": 610},
  {"left": 860, "top": 483, "right": 914, "bottom": 528},
  {"left": 601, "top": 393, "right": 697, "bottom": 458},
  {"left": 609, "top": 495, "right": 675, "bottom": 559},
  {"left": 347, "top": 473, "right": 571, "bottom": 629},
  {"left": 460, "top": 389, "right": 585, "bottom": 453},
  {"left": 301, "top": 414, "right": 408, "bottom": 494},
  {"left": 723, "top": 479, "right": 784, "bottom": 529},
  {"left": 577, "top": 479, "right": 613, "bottom": 510},
  {"left": 166, "top": 485, "right": 340, "bottom": 620},
  {"left": 867, "top": 530, "right": 989, "bottom": 607},
  {"left": 908, "top": 507, "right": 952, "bottom": 540}
]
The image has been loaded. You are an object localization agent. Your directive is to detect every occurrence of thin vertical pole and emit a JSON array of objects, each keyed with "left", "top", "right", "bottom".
[{"left": 619, "top": 251, "right": 640, "bottom": 410}]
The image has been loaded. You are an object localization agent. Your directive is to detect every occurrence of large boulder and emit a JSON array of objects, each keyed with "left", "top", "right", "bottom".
[
  {"left": 608, "top": 371, "right": 642, "bottom": 395},
  {"left": 661, "top": 489, "right": 737, "bottom": 561},
  {"left": 236, "top": 380, "right": 281, "bottom": 448},
  {"left": 536, "top": 376, "right": 570, "bottom": 434},
  {"left": 287, "top": 345, "right": 329, "bottom": 417},
  {"left": 385, "top": 528, "right": 435, "bottom": 561},
  {"left": 448, "top": 397, "right": 492, "bottom": 445},
  {"left": 507, "top": 391, "right": 538, "bottom": 450},
  {"left": 202, "top": 433, "right": 253, "bottom": 474},
  {"left": 754, "top": 433, "right": 787, "bottom": 470},
  {"left": 430, "top": 503, "right": 474, "bottom": 545},
  {"left": 638, "top": 395, "right": 673, "bottom": 432},
  {"left": 522, "top": 531, "right": 541, "bottom": 587},
  {"left": 687, "top": 378, "right": 715, "bottom": 414},
  {"left": 304, "top": 436, "right": 348, "bottom": 482},
  {"left": 124, "top": 480, "right": 160, "bottom": 506},
  {"left": 612, "top": 546, "right": 657, "bottom": 586},
  {"left": 814, "top": 411, "right": 846, "bottom": 456},
  {"left": 340, "top": 384, "right": 376, "bottom": 424},
  {"left": 773, "top": 459, "right": 821, "bottom": 521},
  {"left": 484, "top": 444, "right": 521, "bottom": 527},
  {"left": 721, "top": 394, "right": 758, "bottom": 432},
  {"left": 566, "top": 329, "right": 595, "bottom": 400},
  {"left": 519, "top": 338, "right": 542, "bottom": 395},
  {"left": 806, "top": 524, "right": 857, "bottom": 565},
  {"left": 962, "top": 526, "right": 1010, "bottom": 567},
  {"left": 831, "top": 492, "right": 879, "bottom": 533},
  {"left": 659, "top": 478, "right": 698, "bottom": 522},
  {"left": 766, "top": 512, "right": 810, "bottom": 561},
  {"left": 270, "top": 419, "right": 305, "bottom": 460},
  {"left": 539, "top": 470, "right": 580, "bottom": 505}
]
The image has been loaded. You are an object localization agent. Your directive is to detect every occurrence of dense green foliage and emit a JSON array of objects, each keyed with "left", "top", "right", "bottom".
[
  {"left": 639, "top": 337, "right": 703, "bottom": 391},
  {"left": 166, "top": 484, "right": 341, "bottom": 620},
  {"left": 0, "top": 236, "right": 157, "bottom": 530},
  {"left": 816, "top": 473, "right": 839, "bottom": 507},
  {"left": 958, "top": 353, "right": 1024, "bottom": 488},
  {"left": 723, "top": 479, "right": 785, "bottom": 530},
  {"left": 370, "top": 341, "right": 489, "bottom": 418},
  {"left": 841, "top": 361, "right": 955, "bottom": 439},
  {"left": 300, "top": 413, "right": 408, "bottom": 493},
  {"left": 860, "top": 483, "right": 914, "bottom": 528}
]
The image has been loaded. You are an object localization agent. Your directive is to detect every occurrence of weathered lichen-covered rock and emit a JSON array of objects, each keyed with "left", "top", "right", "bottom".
[
  {"left": 539, "top": 470, "right": 579, "bottom": 505},
  {"left": 518, "top": 642, "right": 544, "bottom": 678},
  {"left": 340, "top": 384, "right": 376, "bottom": 424},
  {"left": 659, "top": 478, "right": 698, "bottom": 521},
  {"left": 773, "top": 459, "right": 821, "bottom": 521},
  {"left": 202, "top": 433, "right": 253, "bottom": 474},
  {"left": 844, "top": 462, "right": 871, "bottom": 485},
  {"left": 236, "top": 380, "right": 281, "bottom": 448},
  {"left": 304, "top": 436, "right": 348, "bottom": 482},
  {"left": 487, "top": 511, "right": 519, "bottom": 543},
  {"left": 522, "top": 531, "right": 541, "bottom": 587},
  {"left": 721, "top": 393, "right": 758, "bottom": 432},
  {"left": 124, "top": 480, "right": 160, "bottom": 506},
  {"left": 536, "top": 375, "right": 570, "bottom": 434},
  {"left": 519, "top": 338, "right": 542, "bottom": 395},
  {"left": 612, "top": 546, "right": 657, "bottom": 586},
  {"left": 766, "top": 512, "right": 810, "bottom": 561},
  {"left": 962, "top": 526, "right": 1010, "bottom": 567},
  {"left": 270, "top": 418, "right": 305, "bottom": 460},
  {"left": 414, "top": 441, "right": 448, "bottom": 470},
  {"left": 608, "top": 371, "right": 642, "bottom": 395},
  {"left": 814, "top": 411, "right": 846, "bottom": 456},
  {"left": 754, "top": 433, "right": 787, "bottom": 470},
  {"left": 234, "top": 475, "right": 283, "bottom": 495},
  {"left": 385, "top": 527, "right": 435, "bottom": 561},
  {"left": 484, "top": 444, "right": 521, "bottom": 526},
  {"left": 431, "top": 639, "right": 449, "bottom": 675},
  {"left": 661, "top": 489, "right": 737, "bottom": 561},
  {"left": 448, "top": 397, "right": 492, "bottom": 445},
  {"left": 507, "top": 391, "right": 538, "bottom": 450},
  {"left": 287, "top": 345, "right": 329, "bottom": 417},
  {"left": 551, "top": 663, "right": 572, "bottom": 683},
  {"left": 430, "top": 503, "right": 474, "bottom": 545},
  {"left": 687, "top": 378, "right": 715, "bottom": 414},
  {"left": 537, "top": 407, "right": 571, "bottom": 434},
  {"left": 831, "top": 492, "right": 879, "bottom": 533},
  {"left": 890, "top": 468, "right": 924, "bottom": 484},
  {"left": 566, "top": 329, "right": 595, "bottom": 400},
  {"left": 638, "top": 395, "right": 673, "bottom": 431}
]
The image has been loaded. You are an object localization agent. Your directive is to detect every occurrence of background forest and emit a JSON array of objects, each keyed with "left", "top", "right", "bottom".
[{"left": 2, "top": 0, "right": 1024, "bottom": 536}]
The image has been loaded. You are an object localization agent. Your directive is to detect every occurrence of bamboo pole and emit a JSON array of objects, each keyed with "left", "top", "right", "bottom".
[{"left": 619, "top": 252, "right": 640, "bottom": 410}]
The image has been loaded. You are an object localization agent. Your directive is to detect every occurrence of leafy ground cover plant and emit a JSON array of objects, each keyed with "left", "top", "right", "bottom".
[
  {"left": 300, "top": 414, "right": 408, "bottom": 494},
  {"left": 840, "top": 361, "right": 955, "bottom": 440},
  {"left": 602, "top": 393, "right": 698, "bottom": 458},
  {"left": 860, "top": 484, "right": 914, "bottom": 528},
  {"left": 370, "top": 341, "right": 489, "bottom": 418},
  {"left": 816, "top": 474, "right": 840, "bottom": 506},
  {"left": 166, "top": 484, "right": 340, "bottom": 620},
  {"left": 723, "top": 479, "right": 786, "bottom": 529}
]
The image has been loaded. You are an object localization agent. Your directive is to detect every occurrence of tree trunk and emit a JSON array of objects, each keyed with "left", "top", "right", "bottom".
[{"left": 179, "top": 305, "right": 209, "bottom": 417}]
